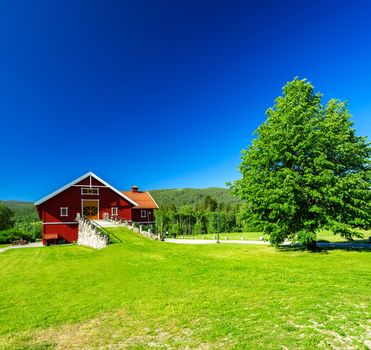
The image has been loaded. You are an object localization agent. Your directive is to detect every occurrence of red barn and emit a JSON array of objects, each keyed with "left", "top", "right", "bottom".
[{"left": 34, "top": 172, "right": 158, "bottom": 245}]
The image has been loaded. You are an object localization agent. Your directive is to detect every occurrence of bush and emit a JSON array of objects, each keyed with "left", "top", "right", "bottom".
[
  {"left": 31, "top": 222, "right": 42, "bottom": 240},
  {"left": 0, "top": 227, "right": 34, "bottom": 244},
  {"left": 10, "top": 222, "right": 41, "bottom": 242},
  {"left": 141, "top": 224, "right": 152, "bottom": 232}
]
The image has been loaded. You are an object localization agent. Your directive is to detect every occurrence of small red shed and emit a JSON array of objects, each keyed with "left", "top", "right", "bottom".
[{"left": 34, "top": 172, "right": 138, "bottom": 245}]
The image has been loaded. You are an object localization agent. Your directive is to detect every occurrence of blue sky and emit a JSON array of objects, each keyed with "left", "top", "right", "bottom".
[{"left": 0, "top": 0, "right": 370, "bottom": 201}]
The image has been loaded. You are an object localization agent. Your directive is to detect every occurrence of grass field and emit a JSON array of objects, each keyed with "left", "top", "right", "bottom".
[
  {"left": 0, "top": 228, "right": 370, "bottom": 349},
  {"left": 174, "top": 230, "right": 370, "bottom": 243}
]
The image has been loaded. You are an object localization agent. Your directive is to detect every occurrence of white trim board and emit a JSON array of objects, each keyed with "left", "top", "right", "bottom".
[
  {"left": 34, "top": 172, "right": 138, "bottom": 206},
  {"left": 72, "top": 185, "right": 106, "bottom": 188}
]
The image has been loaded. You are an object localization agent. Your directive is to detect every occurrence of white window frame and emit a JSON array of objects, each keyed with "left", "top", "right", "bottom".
[
  {"left": 81, "top": 187, "right": 99, "bottom": 195},
  {"left": 60, "top": 207, "right": 68, "bottom": 217},
  {"left": 141, "top": 210, "right": 147, "bottom": 218},
  {"left": 111, "top": 207, "right": 118, "bottom": 216}
]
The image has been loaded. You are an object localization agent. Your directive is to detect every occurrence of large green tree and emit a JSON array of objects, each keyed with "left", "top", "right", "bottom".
[{"left": 231, "top": 78, "right": 371, "bottom": 249}]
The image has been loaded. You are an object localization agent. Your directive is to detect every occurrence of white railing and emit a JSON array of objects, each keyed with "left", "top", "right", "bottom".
[{"left": 106, "top": 216, "right": 161, "bottom": 241}]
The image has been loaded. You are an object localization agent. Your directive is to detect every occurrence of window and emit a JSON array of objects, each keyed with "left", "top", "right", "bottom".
[
  {"left": 141, "top": 210, "right": 147, "bottom": 218},
  {"left": 60, "top": 207, "right": 68, "bottom": 217},
  {"left": 111, "top": 207, "right": 118, "bottom": 216},
  {"left": 81, "top": 187, "right": 99, "bottom": 195}
]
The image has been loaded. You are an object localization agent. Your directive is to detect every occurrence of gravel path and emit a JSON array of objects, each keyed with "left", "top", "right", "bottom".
[
  {"left": 164, "top": 239, "right": 271, "bottom": 245},
  {"left": 0, "top": 242, "right": 43, "bottom": 253}
]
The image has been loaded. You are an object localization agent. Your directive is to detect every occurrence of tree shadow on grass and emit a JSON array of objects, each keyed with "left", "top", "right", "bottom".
[
  {"left": 278, "top": 245, "right": 330, "bottom": 254},
  {"left": 317, "top": 238, "right": 370, "bottom": 244},
  {"left": 278, "top": 243, "right": 371, "bottom": 254}
]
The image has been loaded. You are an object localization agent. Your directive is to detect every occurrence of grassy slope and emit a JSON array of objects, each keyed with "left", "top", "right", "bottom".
[{"left": 0, "top": 228, "right": 370, "bottom": 349}]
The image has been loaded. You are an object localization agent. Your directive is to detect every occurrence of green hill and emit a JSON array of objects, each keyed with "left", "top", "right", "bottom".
[
  {"left": 0, "top": 200, "right": 38, "bottom": 223},
  {"left": 150, "top": 187, "right": 241, "bottom": 208}
]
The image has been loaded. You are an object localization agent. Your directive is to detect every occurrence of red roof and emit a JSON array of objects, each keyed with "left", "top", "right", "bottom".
[{"left": 121, "top": 187, "right": 159, "bottom": 209}]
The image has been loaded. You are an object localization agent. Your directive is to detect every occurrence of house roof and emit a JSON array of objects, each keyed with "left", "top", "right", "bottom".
[
  {"left": 121, "top": 189, "right": 159, "bottom": 209},
  {"left": 34, "top": 172, "right": 138, "bottom": 206}
]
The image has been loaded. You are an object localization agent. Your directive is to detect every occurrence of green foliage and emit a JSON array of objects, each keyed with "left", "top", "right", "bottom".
[
  {"left": 0, "top": 203, "right": 15, "bottom": 231},
  {"left": 232, "top": 78, "right": 371, "bottom": 249},
  {"left": 154, "top": 193, "right": 242, "bottom": 236},
  {"left": 172, "top": 222, "right": 180, "bottom": 236},
  {"left": 0, "top": 201, "right": 41, "bottom": 243},
  {"left": 194, "top": 212, "right": 208, "bottom": 235},
  {"left": 0, "top": 222, "right": 41, "bottom": 243},
  {"left": 0, "top": 227, "right": 28, "bottom": 243}
]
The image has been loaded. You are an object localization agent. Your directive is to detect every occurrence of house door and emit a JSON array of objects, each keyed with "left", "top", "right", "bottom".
[{"left": 83, "top": 200, "right": 99, "bottom": 220}]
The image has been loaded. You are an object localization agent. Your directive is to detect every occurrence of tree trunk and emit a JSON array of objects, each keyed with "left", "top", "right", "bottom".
[{"left": 305, "top": 239, "right": 317, "bottom": 251}]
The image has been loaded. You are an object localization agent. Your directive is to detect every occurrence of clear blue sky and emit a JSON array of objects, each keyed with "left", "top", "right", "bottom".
[{"left": 0, "top": 0, "right": 370, "bottom": 201}]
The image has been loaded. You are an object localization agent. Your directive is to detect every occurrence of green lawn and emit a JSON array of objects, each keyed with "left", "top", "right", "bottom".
[
  {"left": 0, "top": 227, "right": 370, "bottom": 349},
  {"left": 174, "top": 230, "right": 370, "bottom": 243},
  {"left": 0, "top": 244, "right": 10, "bottom": 249}
]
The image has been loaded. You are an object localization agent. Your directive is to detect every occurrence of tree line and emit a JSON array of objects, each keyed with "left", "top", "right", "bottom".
[{"left": 153, "top": 195, "right": 244, "bottom": 237}]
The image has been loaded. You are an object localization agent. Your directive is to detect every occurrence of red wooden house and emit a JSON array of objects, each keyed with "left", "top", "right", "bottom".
[
  {"left": 34, "top": 172, "right": 158, "bottom": 245},
  {"left": 122, "top": 186, "right": 159, "bottom": 224}
]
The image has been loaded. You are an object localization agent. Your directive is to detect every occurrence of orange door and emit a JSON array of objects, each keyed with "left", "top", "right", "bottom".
[{"left": 83, "top": 200, "right": 98, "bottom": 220}]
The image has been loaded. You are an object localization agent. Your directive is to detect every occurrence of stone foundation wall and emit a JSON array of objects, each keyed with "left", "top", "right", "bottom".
[{"left": 76, "top": 216, "right": 109, "bottom": 249}]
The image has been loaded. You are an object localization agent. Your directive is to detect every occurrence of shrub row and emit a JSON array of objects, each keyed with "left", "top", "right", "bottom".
[{"left": 0, "top": 224, "right": 42, "bottom": 244}]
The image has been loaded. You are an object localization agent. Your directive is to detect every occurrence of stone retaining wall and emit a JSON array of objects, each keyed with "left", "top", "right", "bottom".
[{"left": 76, "top": 216, "right": 109, "bottom": 249}]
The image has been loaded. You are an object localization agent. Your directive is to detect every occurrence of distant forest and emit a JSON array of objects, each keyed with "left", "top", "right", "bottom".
[
  {"left": 150, "top": 187, "right": 242, "bottom": 208},
  {"left": 150, "top": 188, "right": 246, "bottom": 236},
  {"left": 0, "top": 200, "right": 38, "bottom": 222}
]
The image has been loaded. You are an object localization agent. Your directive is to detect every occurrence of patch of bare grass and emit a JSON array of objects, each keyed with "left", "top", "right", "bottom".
[{"left": 2, "top": 309, "right": 235, "bottom": 350}]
